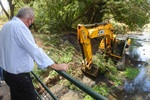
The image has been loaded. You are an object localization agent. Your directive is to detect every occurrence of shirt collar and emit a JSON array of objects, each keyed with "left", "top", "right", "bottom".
[{"left": 12, "top": 16, "right": 27, "bottom": 27}]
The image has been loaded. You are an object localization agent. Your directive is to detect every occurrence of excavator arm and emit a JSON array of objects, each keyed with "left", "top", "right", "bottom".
[{"left": 77, "top": 23, "right": 131, "bottom": 76}]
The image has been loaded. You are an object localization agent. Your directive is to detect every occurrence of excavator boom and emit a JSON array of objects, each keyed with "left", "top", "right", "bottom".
[{"left": 77, "top": 23, "right": 131, "bottom": 77}]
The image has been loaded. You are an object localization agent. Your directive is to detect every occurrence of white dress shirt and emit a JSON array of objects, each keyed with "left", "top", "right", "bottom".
[{"left": 0, "top": 17, "right": 54, "bottom": 74}]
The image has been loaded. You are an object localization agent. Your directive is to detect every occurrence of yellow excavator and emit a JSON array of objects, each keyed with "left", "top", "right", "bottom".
[{"left": 77, "top": 23, "right": 131, "bottom": 77}]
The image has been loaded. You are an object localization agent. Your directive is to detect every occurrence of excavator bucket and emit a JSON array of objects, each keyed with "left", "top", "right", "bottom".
[{"left": 81, "top": 63, "right": 99, "bottom": 77}]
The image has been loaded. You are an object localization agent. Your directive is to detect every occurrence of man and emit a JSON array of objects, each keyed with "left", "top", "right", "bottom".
[{"left": 0, "top": 7, "right": 68, "bottom": 100}]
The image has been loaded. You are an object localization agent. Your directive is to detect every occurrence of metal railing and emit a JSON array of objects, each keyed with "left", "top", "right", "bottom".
[
  {"left": 31, "top": 70, "right": 107, "bottom": 100},
  {"left": 31, "top": 71, "right": 57, "bottom": 100}
]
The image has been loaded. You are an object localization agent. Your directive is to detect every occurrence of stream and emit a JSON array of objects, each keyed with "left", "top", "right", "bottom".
[{"left": 108, "top": 24, "right": 150, "bottom": 100}]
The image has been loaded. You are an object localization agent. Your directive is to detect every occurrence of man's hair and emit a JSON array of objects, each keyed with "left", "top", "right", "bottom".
[{"left": 16, "top": 7, "right": 34, "bottom": 18}]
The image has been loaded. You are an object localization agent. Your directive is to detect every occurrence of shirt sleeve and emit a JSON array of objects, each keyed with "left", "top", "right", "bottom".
[{"left": 14, "top": 26, "right": 54, "bottom": 69}]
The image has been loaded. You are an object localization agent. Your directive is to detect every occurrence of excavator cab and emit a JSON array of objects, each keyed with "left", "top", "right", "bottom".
[{"left": 77, "top": 23, "right": 131, "bottom": 77}]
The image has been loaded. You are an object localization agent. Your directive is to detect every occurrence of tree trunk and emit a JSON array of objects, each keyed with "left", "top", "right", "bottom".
[
  {"left": 0, "top": 0, "right": 9, "bottom": 19},
  {"left": 85, "top": 1, "right": 107, "bottom": 23},
  {"left": 8, "top": 0, "right": 15, "bottom": 19}
]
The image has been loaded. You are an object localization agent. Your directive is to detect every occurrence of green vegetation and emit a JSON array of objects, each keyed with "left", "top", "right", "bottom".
[
  {"left": 104, "top": 0, "right": 150, "bottom": 30},
  {"left": 49, "top": 70, "right": 58, "bottom": 78},
  {"left": 1, "top": 0, "right": 149, "bottom": 32},
  {"left": 41, "top": 34, "right": 75, "bottom": 63},
  {"left": 124, "top": 67, "right": 140, "bottom": 80},
  {"left": 93, "top": 54, "right": 117, "bottom": 74},
  {"left": 93, "top": 53, "right": 121, "bottom": 86},
  {"left": 83, "top": 84, "right": 110, "bottom": 100}
]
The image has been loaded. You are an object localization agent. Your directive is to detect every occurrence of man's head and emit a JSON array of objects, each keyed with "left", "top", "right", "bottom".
[{"left": 16, "top": 7, "right": 34, "bottom": 29}]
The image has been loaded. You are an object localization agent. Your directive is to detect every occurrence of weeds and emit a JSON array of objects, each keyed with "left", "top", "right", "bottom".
[
  {"left": 83, "top": 84, "right": 110, "bottom": 100},
  {"left": 124, "top": 67, "right": 139, "bottom": 80},
  {"left": 93, "top": 53, "right": 120, "bottom": 85}
]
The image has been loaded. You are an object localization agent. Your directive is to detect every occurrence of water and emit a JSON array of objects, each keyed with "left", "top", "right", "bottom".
[
  {"left": 124, "top": 67, "right": 150, "bottom": 93},
  {"left": 123, "top": 24, "right": 150, "bottom": 99},
  {"left": 128, "top": 34, "right": 150, "bottom": 62}
]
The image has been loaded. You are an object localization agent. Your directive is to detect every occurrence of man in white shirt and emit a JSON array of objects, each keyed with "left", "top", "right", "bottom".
[{"left": 0, "top": 7, "right": 68, "bottom": 100}]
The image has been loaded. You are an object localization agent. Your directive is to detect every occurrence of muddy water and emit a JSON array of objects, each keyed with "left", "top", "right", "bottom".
[{"left": 108, "top": 24, "right": 150, "bottom": 100}]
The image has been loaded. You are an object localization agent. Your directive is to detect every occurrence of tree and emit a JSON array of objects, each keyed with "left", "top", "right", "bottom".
[
  {"left": 0, "top": 0, "right": 15, "bottom": 19},
  {"left": 104, "top": 0, "right": 150, "bottom": 30},
  {"left": 0, "top": 0, "right": 9, "bottom": 19},
  {"left": 1, "top": 0, "right": 149, "bottom": 32},
  {"left": 33, "top": 0, "right": 150, "bottom": 32},
  {"left": 0, "top": 0, "right": 34, "bottom": 19},
  {"left": 8, "top": 0, "right": 15, "bottom": 19}
]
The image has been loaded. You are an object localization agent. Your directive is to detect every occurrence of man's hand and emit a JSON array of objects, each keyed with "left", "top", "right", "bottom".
[{"left": 49, "top": 63, "right": 69, "bottom": 71}]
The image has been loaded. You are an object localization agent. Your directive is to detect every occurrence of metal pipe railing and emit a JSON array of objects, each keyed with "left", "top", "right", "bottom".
[
  {"left": 31, "top": 71, "right": 58, "bottom": 100},
  {"left": 55, "top": 70, "right": 107, "bottom": 100},
  {"left": 35, "top": 90, "right": 43, "bottom": 100},
  {"left": 31, "top": 70, "right": 107, "bottom": 100}
]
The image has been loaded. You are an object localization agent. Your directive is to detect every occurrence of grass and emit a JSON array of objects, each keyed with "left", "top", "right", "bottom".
[
  {"left": 124, "top": 67, "right": 139, "bottom": 80},
  {"left": 83, "top": 84, "right": 110, "bottom": 100},
  {"left": 93, "top": 53, "right": 121, "bottom": 86}
]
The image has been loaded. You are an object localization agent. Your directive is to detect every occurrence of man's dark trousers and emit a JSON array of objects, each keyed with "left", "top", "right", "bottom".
[{"left": 3, "top": 70, "right": 38, "bottom": 100}]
